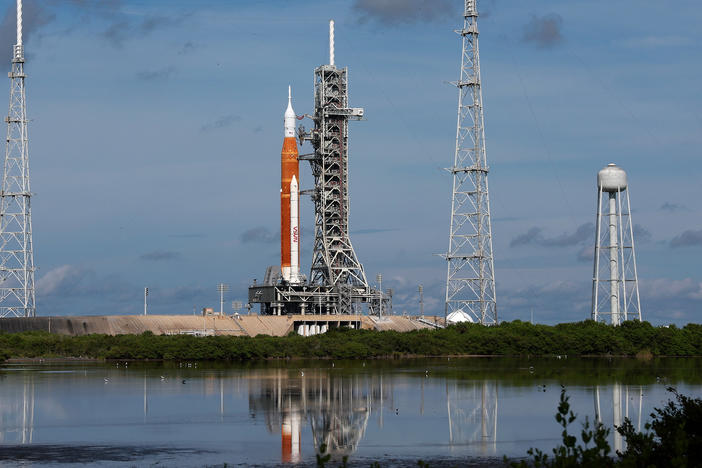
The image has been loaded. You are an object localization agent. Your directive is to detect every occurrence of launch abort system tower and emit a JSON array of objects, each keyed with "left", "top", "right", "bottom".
[
  {"left": 0, "top": 0, "right": 36, "bottom": 318},
  {"left": 248, "top": 21, "right": 387, "bottom": 318},
  {"left": 444, "top": 0, "right": 497, "bottom": 325}
]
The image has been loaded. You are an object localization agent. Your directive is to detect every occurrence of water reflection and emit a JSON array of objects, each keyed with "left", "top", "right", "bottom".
[
  {"left": 246, "top": 368, "right": 501, "bottom": 462},
  {"left": 0, "top": 359, "right": 697, "bottom": 466},
  {"left": 594, "top": 383, "right": 644, "bottom": 452},
  {"left": 248, "top": 369, "right": 385, "bottom": 461},
  {"left": 446, "top": 380, "right": 498, "bottom": 454},
  {"left": 0, "top": 374, "right": 35, "bottom": 444}
]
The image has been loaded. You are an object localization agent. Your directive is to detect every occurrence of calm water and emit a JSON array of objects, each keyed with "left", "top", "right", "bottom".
[{"left": 1, "top": 358, "right": 701, "bottom": 467}]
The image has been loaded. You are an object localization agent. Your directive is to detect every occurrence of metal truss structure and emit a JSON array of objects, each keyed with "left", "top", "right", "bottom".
[
  {"left": 0, "top": 1, "right": 35, "bottom": 318},
  {"left": 248, "top": 277, "right": 389, "bottom": 317},
  {"left": 279, "top": 20, "right": 383, "bottom": 316},
  {"left": 249, "top": 22, "right": 388, "bottom": 317},
  {"left": 444, "top": 0, "right": 497, "bottom": 325},
  {"left": 250, "top": 282, "right": 351, "bottom": 316},
  {"left": 300, "top": 60, "right": 367, "bottom": 289}
]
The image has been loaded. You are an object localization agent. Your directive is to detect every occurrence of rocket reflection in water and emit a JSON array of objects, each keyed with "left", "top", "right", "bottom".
[
  {"left": 248, "top": 369, "right": 500, "bottom": 462},
  {"left": 248, "top": 369, "right": 387, "bottom": 461}
]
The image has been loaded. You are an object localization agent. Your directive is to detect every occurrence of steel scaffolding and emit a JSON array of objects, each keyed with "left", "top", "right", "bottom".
[{"left": 287, "top": 20, "right": 383, "bottom": 315}]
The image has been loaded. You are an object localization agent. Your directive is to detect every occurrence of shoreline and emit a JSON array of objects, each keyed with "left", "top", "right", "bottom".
[{"left": 3, "top": 353, "right": 697, "bottom": 364}]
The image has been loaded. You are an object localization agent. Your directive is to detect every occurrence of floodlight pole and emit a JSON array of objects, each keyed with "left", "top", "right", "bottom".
[
  {"left": 418, "top": 285, "right": 424, "bottom": 318},
  {"left": 217, "top": 283, "right": 229, "bottom": 316},
  {"left": 376, "top": 274, "right": 383, "bottom": 318}
]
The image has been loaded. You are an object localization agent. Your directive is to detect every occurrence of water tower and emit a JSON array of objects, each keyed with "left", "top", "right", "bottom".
[{"left": 591, "top": 164, "right": 642, "bottom": 324}]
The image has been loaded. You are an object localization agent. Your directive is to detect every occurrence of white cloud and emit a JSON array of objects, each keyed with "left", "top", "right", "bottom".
[
  {"left": 36, "top": 265, "right": 91, "bottom": 296},
  {"left": 36, "top": 265, "right": 212, "bottom": 316},
  {"left": 642, "top": 278, "right": 702, "bottom": 300},
  {"left": 620, "top": 35, "right": 691, "bottom": 48}
]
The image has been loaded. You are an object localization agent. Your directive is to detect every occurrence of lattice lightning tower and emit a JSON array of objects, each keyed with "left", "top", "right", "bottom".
[
  {"left": 0, "top": 0, "right": 36, "bottom": 318},
  {"left": 444, "top": 0, "right": 497, "bottom": 325}
]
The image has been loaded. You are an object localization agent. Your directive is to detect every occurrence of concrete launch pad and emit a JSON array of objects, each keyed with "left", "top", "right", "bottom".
[{"left": 0, "top": 314, "right": 442, "bottom": 337}]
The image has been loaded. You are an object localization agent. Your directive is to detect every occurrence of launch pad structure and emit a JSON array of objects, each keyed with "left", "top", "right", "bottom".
[{"left": 248, "top": 21, "right": 389, "bottom": 319}]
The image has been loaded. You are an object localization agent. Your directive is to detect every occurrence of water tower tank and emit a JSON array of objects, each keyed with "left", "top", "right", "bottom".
[{"left": 598, "top": 163, "right": 627, "bottom": 192}]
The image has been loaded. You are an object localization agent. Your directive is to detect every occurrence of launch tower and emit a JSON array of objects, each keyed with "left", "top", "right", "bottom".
[
  {"left": 249, "top": 21, "right": 387, "bottom": 319},
  {"left": 444, "top": 0, "right": 497, "bottom": 325},
  {"left": 0, "top": 0, "right": 36, "bottom": 318},
  {"left": 300, "top": 20, "right": 369, "bottom": 304},
  {"left": 591, "top": 164, "right": 641, "bottom": 324}
]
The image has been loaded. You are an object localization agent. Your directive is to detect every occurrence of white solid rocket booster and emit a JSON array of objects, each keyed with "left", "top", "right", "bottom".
[{"left": 290, "top": 175, "right": 300, "bottom": 284}]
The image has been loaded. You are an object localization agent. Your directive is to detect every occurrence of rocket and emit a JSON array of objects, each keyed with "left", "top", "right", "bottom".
[{"left": 281, "top": 86, "right": 301, "bottom": 284}]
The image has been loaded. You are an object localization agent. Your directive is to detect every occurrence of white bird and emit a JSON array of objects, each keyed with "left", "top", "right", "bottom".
[{"left": 300, "top": 371, "right": 305, "bottom": 377}]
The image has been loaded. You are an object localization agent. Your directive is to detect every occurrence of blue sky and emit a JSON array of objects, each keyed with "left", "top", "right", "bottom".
[{"left": 4, "top": 0, "right": 701, "bottom": 324}]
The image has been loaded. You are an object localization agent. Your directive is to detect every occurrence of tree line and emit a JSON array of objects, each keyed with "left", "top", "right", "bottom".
[{"left": 0, "top": 320, "right": 701, "bottom": 361}]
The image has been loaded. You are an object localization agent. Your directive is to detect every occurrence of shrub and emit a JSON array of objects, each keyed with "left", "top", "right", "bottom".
[{"left": 512, "top": 387, "right": 702, "bottom": 467}]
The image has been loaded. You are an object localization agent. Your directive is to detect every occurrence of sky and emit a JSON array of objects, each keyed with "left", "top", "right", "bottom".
[{"left": 2, "top": 0, "right": 701, "bottom": 325}]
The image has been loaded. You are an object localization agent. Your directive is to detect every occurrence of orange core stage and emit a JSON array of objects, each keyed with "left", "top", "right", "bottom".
[
  {"left": 281, "top": 86, "right": 301, "bottom": 283},
  {"left": 281, "top": 136, "right": 299, "bottom": 279}
]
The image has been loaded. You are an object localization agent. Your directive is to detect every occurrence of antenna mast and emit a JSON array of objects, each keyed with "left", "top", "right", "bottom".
[
  {"left": 444, "top": 0, "right": 497, "bottom": 325},
  {"left": 0, "top": 0, "right": 36, "bottom": 317}
]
